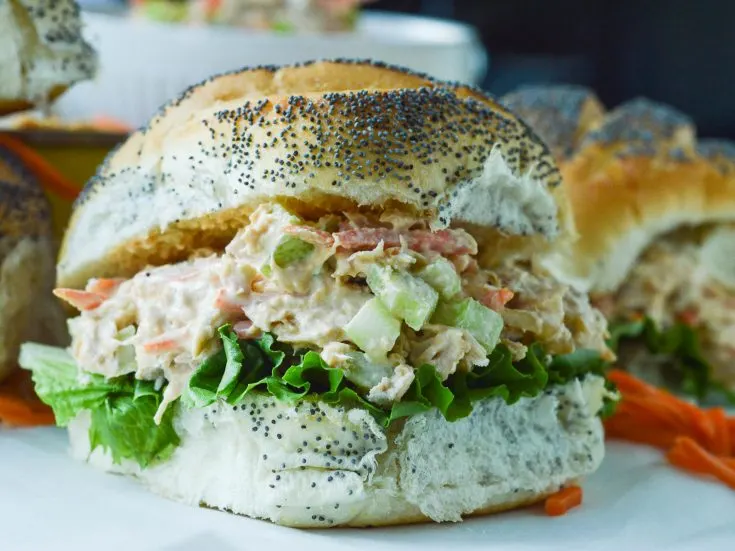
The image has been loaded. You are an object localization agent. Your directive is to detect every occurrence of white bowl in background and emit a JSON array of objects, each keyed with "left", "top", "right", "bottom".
[{"left": 53, "top": 11, "right": 488, "bottom": 128}]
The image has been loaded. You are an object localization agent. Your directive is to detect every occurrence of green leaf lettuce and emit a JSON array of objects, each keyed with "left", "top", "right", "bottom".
[
  {"left": 607, "top": 317, "right": 735, "bottom": 405},
  {"left": 20, "top": 327, "right": 610, "bottom": 468}
]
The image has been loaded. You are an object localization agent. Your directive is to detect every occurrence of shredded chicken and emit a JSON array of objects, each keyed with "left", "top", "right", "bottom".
[
  {"left": 60, "top": 203, "right": 611, "bottom": 413},
  {"left": 465, "top": 263, "right": 611, "bottom": 361},
  {"left": 409, "top": 326, "right": 488, "bottom": 380},
  {"left": 367, "top": 363, "right": 415, "bottom": 407},
  {"left": 599, "top": 229, "right": 735, "bottom": 388}
]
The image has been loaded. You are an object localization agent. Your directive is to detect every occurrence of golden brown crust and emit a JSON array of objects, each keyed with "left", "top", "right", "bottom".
[
  {"left": 210, "top": 480, "right": 573, "bottom": 528},
  {"left": 523, "top": 96, "right": 735, "bottom": 292},
  {"left": 337, "top": 488, "right": 562, "bottom": 528},
  {"left": 502, "top": 85, "right": 606, "bottom": 160},
  {"left": 0, "top": 85, "right": 67, "bottom": 116},
  {"left": 557, "top": 146, "right": 716, "bottom": 288}
]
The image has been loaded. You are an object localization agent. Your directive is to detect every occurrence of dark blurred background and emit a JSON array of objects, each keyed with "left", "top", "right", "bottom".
[{"left": 367, "top": 0, "right": 735, "bottom": 138}]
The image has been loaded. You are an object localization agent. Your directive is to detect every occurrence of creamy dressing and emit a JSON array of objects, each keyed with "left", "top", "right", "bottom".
[{"left": 64, "top": 203, "right": 610, "bottom": 416}]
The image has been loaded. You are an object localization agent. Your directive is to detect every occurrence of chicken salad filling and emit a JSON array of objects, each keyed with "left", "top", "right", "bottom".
[
  {"left": 20, "top": 202, "right": 616, "bottom": 467},
  {"left": 597, "top": 225, "right": 735, "bottom": 400},
  {"left": 56, "top": 203, "right": 610, "bottom": 407}
]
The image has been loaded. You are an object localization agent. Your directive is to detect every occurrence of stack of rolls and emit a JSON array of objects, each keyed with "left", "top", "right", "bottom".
[
  {"left": 0, "top": 0, "right": 95, "bottom": 425},
  {"left": 502, "top": 85, "right": 735, "bottom": 402}
]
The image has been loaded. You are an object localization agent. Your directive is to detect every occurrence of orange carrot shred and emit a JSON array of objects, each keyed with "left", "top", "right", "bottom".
[
  {"left": 0, "top": 134, "right": 80, "bottom": 201},
  {"left": 0, "top": 370, "right": 55, "bottom": 427},
  {"left": 708, "top": 407, "right": 730, "bottom": 457},
  {"left": 666, "top": 437, "right": 735, "bottom": 490},
  {"left": 53, "top": 288, "right": 104, "bottom": 311},
  {"left": 86, "top": 278, "right": 125, "bottom": 298},
  {"left": 604, "top": 369, "right": 735, "bottom": 492},
  {"left": 142, "top": 338, "right": 178, "bottom": 353},
  {"left": 544, "top": 486, "right": 583, "bottom": 517}
]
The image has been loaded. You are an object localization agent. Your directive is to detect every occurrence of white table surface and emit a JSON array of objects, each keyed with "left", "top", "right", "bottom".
[{"left": 2, "top": 427, "right": 734, "bottom": 551}]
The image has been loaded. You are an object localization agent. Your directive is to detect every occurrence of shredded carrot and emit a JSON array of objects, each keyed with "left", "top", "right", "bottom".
[
  {"left": 0, "top": 134, "right": 80, "bottom": 201},
  {"left": 707, "top": 407, "right": 730, "bottom": 456},
  {"left": 728, "top": 418, "right": 735, "bottom": 455},
  {"left": 544, "top": 486, "right": 583, "bottom": 516},
  {"left": 142, "top": 338, "right": 178, "bottom": 353},
  {"left": 677, "top": 308, "right": 699, "bottom": 326},
  {"left": 214, "top": 289, "right": 246, "bottom": 313},
  {"left": 481, "top": 288, "right": 515, "bottom": 311},
  {"left": 0, "top": 370, "right": 55, "bottom": 427},
  {"left": 666, "top": 437, "right": 735, "bottom": 490},
  {"left": 86, "top": 277, "right": 125, "bottom": 298},
  {"left": 53, "top": 288, "right": 104, "bottom": 311},
  {"left": 604, "top": 369, "right": 735, "bottom": 491}
]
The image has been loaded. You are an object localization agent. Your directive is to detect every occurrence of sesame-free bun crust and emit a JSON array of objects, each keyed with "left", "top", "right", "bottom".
[
  {"left": 58, "top": 60, "right": 568, "bottom": 289},
  {"left": 0, "top": 146, "right": 67, "bottom": 381},
  {"left": 0, "top": 0, "right": 97, "bottom": 114},
  {"left": 67, "top": 377, "right": 604, "bottom": 528},
  {"left": 505, "top": 91, "right": 735, "bottom": 292}
]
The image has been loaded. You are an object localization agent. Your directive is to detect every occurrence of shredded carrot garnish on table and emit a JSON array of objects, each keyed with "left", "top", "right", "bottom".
[
  {"left": 667, "top": 437, "right": 735, "bottom": 490},
  {"left": 604, "top": 369, "right": 735, "bottom": 490},
  {"left": 0, "top": 134, "right": 81, "bottom": 201},
  {"left": 544, "top": 486, "right": 583, "bottom": 516},
  {"left": 0, "top": 370, "right": 54, "bottom": 427}
]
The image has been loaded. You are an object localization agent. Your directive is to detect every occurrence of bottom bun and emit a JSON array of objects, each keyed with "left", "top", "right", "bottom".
[{"left": 68, "top": 376, "right": 606, "bottom": 527}]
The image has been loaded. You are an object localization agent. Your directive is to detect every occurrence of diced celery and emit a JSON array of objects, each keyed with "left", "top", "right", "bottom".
[
  {"left": 256, "top": 204, "right": 302, "bottom": 271},
  {"left": 343, "top": 352, "right": 394, "bottom": 389},
  {"left": 431, "top": 298, "right": 503, "bottom": 353},
  {"left": 417, "top": 258, "right": 462, "bottom": 299},
  {"left": 345, "top": 298, "right": 401, "bottom": 360},
  {"left": 273, "top": 236, "right": 314, "bottom": 268},
  {"left": 366, "top": 266, "right": 439, "bottom": 330},
  {"left": 115, "top": 326, "right": 136, "bottom": 341},
  {"left": 115, "top": 325, "right": 137, "bottom": 371},
  {"left": 116, "top": 345, "right": 136, "bottom": 372}
]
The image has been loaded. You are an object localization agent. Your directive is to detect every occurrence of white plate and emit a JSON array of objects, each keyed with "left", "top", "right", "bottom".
[
  {"left": 53, "top": 11, "right": 487, "bottom": 127},
  {"left": 2, "top": 428, "right": 734, "bottom": 551}
]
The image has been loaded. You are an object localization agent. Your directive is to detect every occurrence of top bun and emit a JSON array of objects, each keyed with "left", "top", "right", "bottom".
[
  {"left": 501, "top": 85, "right": 605, "bottom": 161},
  {"left": 58, "top": 60, "right": 569, "bottom": 289},
  {"left": 527, "top": 96, "right": 735, "bottom": 292},
  {"left": 0, "top": 0, "right": 97, "bottom": 115}
]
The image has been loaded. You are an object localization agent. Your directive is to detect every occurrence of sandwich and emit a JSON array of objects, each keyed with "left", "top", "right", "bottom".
[
  {"left": 501, "top": 85, "right": 605, "bottom": 161},
  {"left": 20, "top": 60, "right": 615, "bottom": 527},
  {"left": 0, "top": 142, "right": 66, "bottom": 425},
  {"left": 133, "top": 0, "right": 370, "bottom": 32},
  {"left": 503, "top": 85, "right": 735, "bottom": 403},
  {"left": 0, "top": 0, "right": 97, "bottom": 115}
]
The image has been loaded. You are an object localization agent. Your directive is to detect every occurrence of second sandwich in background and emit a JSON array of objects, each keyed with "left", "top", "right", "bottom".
[{"left": 503, "top": 86, "right": 735, "bottom": 403}]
